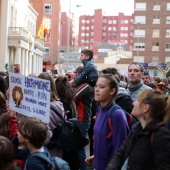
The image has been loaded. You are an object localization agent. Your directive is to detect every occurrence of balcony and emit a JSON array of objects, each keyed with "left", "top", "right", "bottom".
[
  {"left": 8, "top": 27, "right": 29, "bottom": 39},
  {"left": 153, "top": 19, "right": 160, "bottom": 24},
  {"left": 153, "top": 5, "right": 160, "bottom": 11},
  {"left": 152, "top": 46, "right": 159, "bottom": 51}
]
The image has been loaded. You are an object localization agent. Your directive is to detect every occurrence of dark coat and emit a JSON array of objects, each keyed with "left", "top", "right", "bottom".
[{"left": 106, "top": 120, "right": 170, "bottom": 170}]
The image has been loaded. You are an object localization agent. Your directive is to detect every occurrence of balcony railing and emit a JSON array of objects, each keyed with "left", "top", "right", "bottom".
[
  {"left": 35, "top": 37, "right": 44, "bottom": 47},
  {"left": 8, "top": 27, "right": 29, "bottom": 39}
]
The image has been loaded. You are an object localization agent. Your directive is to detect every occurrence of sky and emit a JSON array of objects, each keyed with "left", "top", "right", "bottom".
[{"left": 60, "top": 0, "right": 134, "bottom": 16}]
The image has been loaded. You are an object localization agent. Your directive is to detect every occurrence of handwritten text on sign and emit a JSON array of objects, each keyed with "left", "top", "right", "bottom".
[{"left": 9, "top": 73, "right": 50, "bottom": 123}]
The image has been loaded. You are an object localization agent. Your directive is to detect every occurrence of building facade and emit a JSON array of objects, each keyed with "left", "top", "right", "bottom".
[
  {"left": 133, "top": 0, "right": 170, "bottom": 65},
  {"left": 78, "top": 9, "right": 134, "bottom": 57},
  {"left": 60, "top": 12, "right": 77, "bottom": 52},
  {"left": 29, "top": 0, "right": 60, "bottom": 71},
  {"left": 0, "top": 0, "right": 44, "bottom": 75}
]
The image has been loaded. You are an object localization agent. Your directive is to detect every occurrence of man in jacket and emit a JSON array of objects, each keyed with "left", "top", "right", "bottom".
[{"left": 126, "top": 62, "right": 151, "bottom": 102}]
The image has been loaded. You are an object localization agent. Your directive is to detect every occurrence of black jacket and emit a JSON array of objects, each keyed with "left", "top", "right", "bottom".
[
  {"left": 106, "top": 120, "right": 170, "bottom": 170},
  {"left": 115, "top": 93, "right": 133, "bottom": 114}
]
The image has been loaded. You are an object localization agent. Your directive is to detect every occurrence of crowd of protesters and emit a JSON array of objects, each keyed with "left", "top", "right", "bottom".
[{"left": 0, "top": 49, "right": 170, "bottom": 170}]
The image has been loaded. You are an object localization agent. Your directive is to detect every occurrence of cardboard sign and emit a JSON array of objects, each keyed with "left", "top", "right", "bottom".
[{"left": 9, "top": 72, "right": 50, "bottom": 123}]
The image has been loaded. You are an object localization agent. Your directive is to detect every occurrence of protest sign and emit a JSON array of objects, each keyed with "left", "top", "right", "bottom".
[{"left": 9, "top": 72, "right": 50, "bottom": 123}]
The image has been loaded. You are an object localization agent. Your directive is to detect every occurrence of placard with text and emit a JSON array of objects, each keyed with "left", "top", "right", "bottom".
[{"left": 9, "top": 72, "right": 50, "bottom": 123}]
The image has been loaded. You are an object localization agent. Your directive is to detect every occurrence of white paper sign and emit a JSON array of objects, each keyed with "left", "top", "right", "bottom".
[{"left": 9, "top": 72, "right": 50, "bottom": 123}]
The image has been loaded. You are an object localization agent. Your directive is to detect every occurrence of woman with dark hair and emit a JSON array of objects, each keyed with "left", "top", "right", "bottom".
[
  {"left": 107, "top": 89, "right": 170, "bottom": 170},
  {"left": 55, "top": 76, "right": 77, "bottom": 119},
  {"left": 85, "top": 74, "right": 130, "bottom": 170},
  {"left": 38, "top": 72, "right": 65, "bottom": 157}
]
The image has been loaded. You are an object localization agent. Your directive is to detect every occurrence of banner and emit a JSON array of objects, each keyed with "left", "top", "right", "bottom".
[{"left": 9, "top": 72, "right": 50, "bottom": 123}]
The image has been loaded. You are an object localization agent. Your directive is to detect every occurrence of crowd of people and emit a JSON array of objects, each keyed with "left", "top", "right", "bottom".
[{"left": 0, "top": 49, "right": 170, "bottom": 170}]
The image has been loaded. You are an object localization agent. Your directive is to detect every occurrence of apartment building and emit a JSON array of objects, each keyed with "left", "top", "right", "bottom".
[
  {"left": 29, "top": 0, "right": 60, "bottom": 71},
  {"left": 78, "top": 9, "right": 134, "bottom": 57},
  {"left": 133, "top": 0, "right": 170, "bottom": 65},
  {"left": 0, "top": 0, "right": 44, "bottom": 75}
]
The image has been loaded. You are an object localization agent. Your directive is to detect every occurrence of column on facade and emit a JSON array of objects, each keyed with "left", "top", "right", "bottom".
[
  {"left": 25, "top": 49, "right": 29, "bottom": 76},
  {"left": 38, "top": 55, "right": 43, "bottom": 75},
  {"left": 21, "top": 48, "right": 25, "bottom": 75},
  {"left": 15, "top": 47, "right": 21, "bottom": 66},
  {"left": 32, "top": 53, "right": 36, "bottom": 74},
  {"left": 10, "top": 47, "right": 15, "bottom": 65},
  {"left": 28, "top": 51, "right": 33, "bottom": 75}
]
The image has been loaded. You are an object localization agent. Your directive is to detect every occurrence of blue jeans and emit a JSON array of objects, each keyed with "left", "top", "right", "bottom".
[{"left": 79, "top": 122, "right": 91, "bottom": 170}]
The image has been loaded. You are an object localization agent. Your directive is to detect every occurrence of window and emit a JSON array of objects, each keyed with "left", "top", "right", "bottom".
[
  {"left": 130, "top": 40, "right": 133, "bottom": 43},
  {"left": 121, "top": 20, "right": 125, "bottom": 24},
  {"left": 43, "top": 18, "right": 51, "bottom": 29},
  {"left": 125, "top": 20, "right": 128, "bottom": 24},
  {"left": 103, "top": 32, "right": 106, "bottom": 36},
  {"left": 166, "top": 16, "right": 170, "bottom": 24},
  {"left": 135, "top": 3, "right": 146, "bottom": 11},
  {"left": 82, "top": 20, "right": 85, "bottom": 23},
  {"left": 152, "top": 42, "right": 159, "bottom": 51},
  {"left": 81, "top": 33, "right": 85, "bottom": 37},
  {"left": 108, "top": 20, "right": 112, "bottom": 24},
  {"left": 86, "top": 27, "right": 89, "bottom": 30},
  {"left": 121, "top": 27, "right": 124, "bottom": 30},
  {"left": 134, "top": 43, "right": 145, "bottom": 49},
  {"left": 153, "top": 2, "right": 160, "bottom": 10},
  {"left": 130, "top": 26, "right": 133, "bottom": 30},
  {"left": 103, "top": 19, "right": 107, "bottom": 23},
  {"left": 152, "top": 29, "right": 160, "bottom": 37},
  {"left": 134, "top": 30, "right": 145, "bottom": 37},
  {"left": 85, "top": 33, "right": 89, "bottom": 37},
  {"left": 91, "top": 26, "right": 94, "bottom": 29},
  {"left": 153, "top": 15, "right": 160, "bottom": 24},
  {"left": 91, "top": 19, "right": 94, "bottom": 23},
  {"left": 103, "top": 26, "right": 106, "bottom": 30},
  {"left": 165, "top": 57, "right": 170, "bottom": 62},
  {"left": 91, "top": 32, "right": 94, "bottom": 36},
  {"left": 108, "top": 27, "right": 112, "bottom": 31},
  {"left": 86, "top": 20, "right": 90, "bottom": 23},
  {"left": 167, "top": 3, "right": 170, "bottom": 10},
  {"left": 135, "top": 16, "right": 146, "bottom": 24},
  {"left": 113, "top": 20, "right": 117, "bottom": 24},
  {"left": 44, "top": 4, "right": 52, "bottom": 14},
  {"left": 152, "top": 56, "right": 159, "bottom": 63},
  {"left": 166, "top": 43, "right": 170, "bottom": 49},
  {"left": 81, "top": 26, "right": 85, "bottom": 30},
  {"left": 81, "top": 40, "right": 85, "bottom": 43},
  {"left": 43, "top": 48, "right": 50, "bottom": 58},
  {"left": 130, "top": 32, "right": 133, "bottom": 36},
  {"left": 166, "top": 29, "right": 170, "bottom": 37},
  {"left": 120, "top": 33, "right": 128, "bottom": 37},
  {"left": 113, "top": 27, "right": 117, "bottom": 31}
]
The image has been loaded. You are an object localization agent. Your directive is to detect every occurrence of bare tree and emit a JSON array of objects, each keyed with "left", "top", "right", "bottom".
[{"left": 157, "top": 62, "right": 170, "bottom": 77}]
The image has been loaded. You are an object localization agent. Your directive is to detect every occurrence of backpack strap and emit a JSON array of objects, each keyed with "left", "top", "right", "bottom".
[
  {"left": 107, "top": 104, "right": 121, "bottom": 139},
  {"left": 50, "top": 107, "right": 65, "bottom": 121}
]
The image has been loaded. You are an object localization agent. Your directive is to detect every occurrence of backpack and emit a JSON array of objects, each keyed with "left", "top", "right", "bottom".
[
  {"left": 31, "top": 152, "right": 70, "bottom": 170},
  {"left": 107, "top": 104, "right": 137, "bottom": 139},
  {"left": 47, "top": 107, "right": 89, "bottom": 152}
]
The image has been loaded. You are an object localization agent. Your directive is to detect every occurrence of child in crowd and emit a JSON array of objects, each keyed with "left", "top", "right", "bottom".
[
  {"left": 72, "top": 49, "right": 99, "bottom": 87},
  {"left": 0, "top": 135, "right": 21, "bottom": 170},
  {"left": 13, "top": 117, "right": 51, "bottom": 170}
]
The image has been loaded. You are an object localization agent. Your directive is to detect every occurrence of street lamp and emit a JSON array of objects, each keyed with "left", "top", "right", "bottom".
[{"left": 67, "top": 0, "right": 81, "bottom": 52}]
